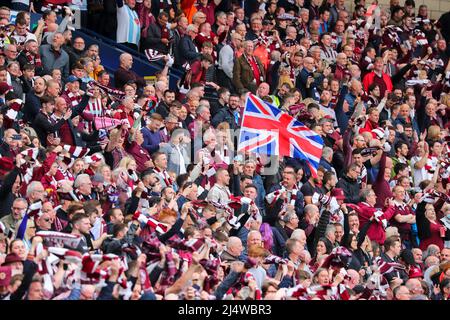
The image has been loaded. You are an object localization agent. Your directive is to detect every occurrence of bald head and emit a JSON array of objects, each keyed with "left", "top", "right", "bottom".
[
  {"left": 227, "top": 236, "right": 243, "bottom": 257},
  {"left": 120, "top": 53, "right": 133, "bottom": 70},
  {"left": 345, "top": 269, "right": 360, "bottom": 289}
]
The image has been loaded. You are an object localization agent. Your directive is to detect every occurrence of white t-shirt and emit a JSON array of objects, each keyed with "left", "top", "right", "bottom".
[
  {"left": 116, "top": 4, "right": 140, "bottom": 45},
  {"left": 410, "top": 155, "right": 428, "bottom": 187}
]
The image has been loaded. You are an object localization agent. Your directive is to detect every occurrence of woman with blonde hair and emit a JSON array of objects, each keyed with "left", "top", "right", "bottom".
[
  {"left": 15, "top": 218, "right": 36, "bottom": 252},
  {"left": 426, "top": 125, "right": 441, "bottom": 143},
  {"left": 277, "top": 66, "right": 294, "bottom": 90},
  {"left": 70, "top": 158, "right": 85, "bottom": 179},
  {"left": 118, "top": 156, "right": 139, "bottom": 187}
]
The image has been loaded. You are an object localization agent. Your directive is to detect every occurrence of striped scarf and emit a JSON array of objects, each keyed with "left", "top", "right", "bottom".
[
  {"left": 265, "top": 183, "right": 299, "bottom": 208},
  {"left": 154, "top": 167, "right": 173, "bottom": 187},
  {"left": 89, "top": 81, "right": 125, "bottom": 101},
  {"left": 85, "top": 97, "right": 104, "bottom": 132},
  {"left": 25, "top": 50, "right": 42, "bottom": 67},
  {"left": 65, "top": 89, "right": 82, "bottom": 108},
  {"left": 70, "top": 188, "right": 92, "bottom": 202},
  {"left": 321, "top": 45, "right": 337, "bottom": 60}
]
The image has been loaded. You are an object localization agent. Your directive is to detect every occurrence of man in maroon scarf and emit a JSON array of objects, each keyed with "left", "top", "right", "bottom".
[{"left": 232, "top": 40, "right": 265, "bottom": 94}]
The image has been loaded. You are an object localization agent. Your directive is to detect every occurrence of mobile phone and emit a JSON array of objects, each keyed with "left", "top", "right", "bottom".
[
  {"left": 12, "top": 134, "right": 22, "bottom": 140},
  {"left": 7, "top": 229, "right": 13, "bottom": 239}
]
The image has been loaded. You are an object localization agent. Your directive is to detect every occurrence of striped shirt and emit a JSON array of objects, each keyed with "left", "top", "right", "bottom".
[{"left": 116, "top": 1, "right": 141, "bottom": 46}]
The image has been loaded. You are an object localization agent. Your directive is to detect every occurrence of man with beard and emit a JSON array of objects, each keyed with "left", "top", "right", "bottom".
[
  {"left": 211, "top": 93, "right": 241, "bottom": 130},
  {"left": 336, "top": 163, "right": 361, "bottom": 204},
  {"left": 22, "top": 77, "right": 46, "bottom": 125},
  {"left": 17, "top": 40, "right": 43, "bottom": 76}
]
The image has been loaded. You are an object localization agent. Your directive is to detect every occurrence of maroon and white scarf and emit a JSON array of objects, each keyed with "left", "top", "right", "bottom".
[
  {"left": 89, "top": 81, "right": 126, "bottom": 101},
  {"left": 65, "top": 89, "right": 82, "bottom": 108},
  {"left": 154, "top": 167, "right": 173, "bottom": 187},
  {"left": 265, "top": 183, "right": 299, "bottom": 209},
  {"left": 85, "top": 97, "right": 104, "bottom": 132},
  {"left": 70, "top": 188, "right": 92, "bottom": 202},
  {"left": 25, "top": 50, "right": 42, "bottom": 67}
]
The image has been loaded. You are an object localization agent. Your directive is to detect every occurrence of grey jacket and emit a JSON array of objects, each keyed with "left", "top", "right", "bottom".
[
  {"left": 39, "top": 44, "right": 70, "bottom": 79},
  {"left": 159, "top": 142, "right": 190, "bottom": 176},
  {"left": 218, "top": 44, "right": 234, "bottom": 79}
]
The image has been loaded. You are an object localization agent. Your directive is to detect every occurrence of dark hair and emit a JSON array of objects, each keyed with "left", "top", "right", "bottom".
[
  {"left": 158, "top": 11, "right": 169, "bottom": 19},
  {"left": 352, "top": 148, "right": 363, "bottom": 155},
  {"left": 201, "top": 53, "right": 214, "bottom": 64},
  {"left": 112, "top": 223, "right": 127, "bottom": 237},
  {"left": 394, "top": 162, "right": 409, "bottom": 175},
  {"left": 317, "top": 237, "right": 333, "bottom": 254},
  {"left": 163, "top": 89, "right": 175, "bottom": 97},
  {"left": 391, "top": 5, "right": 404, "bottom": 17},
  {"left": 395, "top": 141, "right": 408, "bottom": 153},
  {"left": 244, "top": 183, "right": 258, "bottom": 191},
  {"left": 40, "top": 95, "right": 55, "bottom": 105},
  {"left": 440, "top": 278, "right": 450, "bottom": 292},
  {"left": 83, "top": 204, "right": 98, "bottom": 217},
  {"left": 384, "top": 236, "right": 400, "bottom": 252},
  {"left": 72, "top": 212, "right": 89, "bottom": 224},
  {"left": 368, "top": 83, "right": 379, "bottom": 93},
  {"left": 15, "top": 15, "right": 27, "bottom": 26},
  {"left": 240, "top": 175, "right": 253, "bottom": 182},
  {"left": 22, "top": 63, "right": 35, "bottom": 72},
  {"left": 176, "top": 174, "right": 190, "bottom": 190},
  {"left": 67, "top": 203, "right": 84, "bottom": 217},
  {"left": 322, "top": 171, "right": 335, "bottom": 186}
]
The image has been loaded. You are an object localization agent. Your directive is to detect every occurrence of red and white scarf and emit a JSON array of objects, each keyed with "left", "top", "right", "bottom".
[
  {"left": 154, "top": 167, "right": 173, "bottom": 187},
  {"left": 65, "top": 89, "right": 82, "bottom": 108},
  {"left": 25, "top": 50, "right": 42, "bottom": 67},
  {"left": 265, "top": 183, "right": 299, "bottom": 210}
]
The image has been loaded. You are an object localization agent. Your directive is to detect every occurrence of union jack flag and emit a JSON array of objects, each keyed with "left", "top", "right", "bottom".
[{"left": 238, "top": 94, "right": 324, "bottom": 177}]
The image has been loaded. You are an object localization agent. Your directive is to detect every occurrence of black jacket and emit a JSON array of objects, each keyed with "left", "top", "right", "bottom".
[
  {"left": 336, "top": 175, "right": 361, "bottom": 204},
  {"left": 31, "top": 112, "right": 66, "bottom": 147},
  {"left": 155, "top": 101, "right": 170, "bottom": 118},
  {"left": 142, "top": 23, "right": 170, "bottom": 54},
  {"left": 0, "top": 167, "right": 20, "bottom": 219},
  {"left": 23, "top": 91, "right": 42, "bottom": 125},
  {"left": 177, "top": 35, "right": 201, "bottom": 66},
  {"left": 211, "top": 107, "right": 239, "bottom": 130}
]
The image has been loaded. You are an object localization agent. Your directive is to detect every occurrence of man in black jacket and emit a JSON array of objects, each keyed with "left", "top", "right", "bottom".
[
  {"left": 22, "top": 77, "right": 46, "bottom": 125},
  {"left": 142, "top": 11, "right": 171, "bottom": 54},
  {"left": 336, "top": 163, "right": 361, "bottom": 204},
  {"left": 155, "top": 89, "right": 176, "bottom": 118},
  {"left": 177, "top": 24, "right": 201, "bottom": 67},
  {"left": 381, "top": 236, "right": 409, "bottom": 285},
  {"left": 211, "top": 93, "right": 240, "bottom": 130},
  {"left": 31, "top": 95, "right": 72, "bottom": 147}
]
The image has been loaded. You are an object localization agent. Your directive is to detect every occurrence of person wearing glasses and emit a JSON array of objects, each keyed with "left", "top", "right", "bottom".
[
  {"left": 35, "top": 201, "right": 55, "bottom": 232},
  {"left": 0, "top": 198, "right": 27, "bottom": 237}
]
